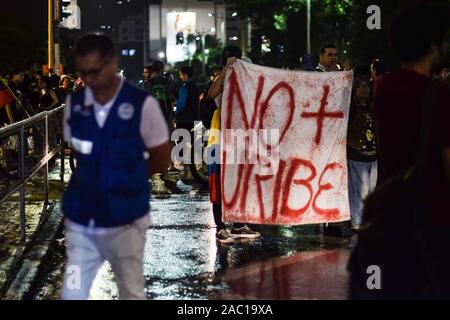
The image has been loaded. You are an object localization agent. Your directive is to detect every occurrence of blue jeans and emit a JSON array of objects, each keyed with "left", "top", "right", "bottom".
[{"left": 347, "top": 159, "right": 377, "bottom": 226}]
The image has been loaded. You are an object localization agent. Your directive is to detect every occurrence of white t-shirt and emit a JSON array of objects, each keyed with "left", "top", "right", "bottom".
[{"left": 63, "top": 80, "right": 169, "bottom": 234}]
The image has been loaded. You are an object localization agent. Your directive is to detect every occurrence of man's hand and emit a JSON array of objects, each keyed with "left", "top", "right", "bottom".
[
  {"left": 226, "top": 57, "right": 237, "bottom": 68},
  {"left": 208, "top": 58, "right": 238, "bottom": 100},
  {"left": 148, "top": 142, "right": 171, "bottom": 176}
]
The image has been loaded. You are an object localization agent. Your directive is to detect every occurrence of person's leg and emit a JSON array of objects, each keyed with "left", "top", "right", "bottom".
[
  {"left": 99, "top": 219, "right": 148, "bottom": 300},
  {"left": 178, "top": 124, "right": 194, "bottom": 181},
  {"left": 368, "top": 161, "right": 378, "bottom": 193},
  {"left": 347, "top": 160, "right": 371, "bottom": 227},
  {"left": 213, "top": 203, "right": 225, "bottom": 230},
  {"left": 213, "top": 203, "right": 235, "bottom": 244},
  {"left": 61, "top": 226, "right": 105, "bottom": 300}
]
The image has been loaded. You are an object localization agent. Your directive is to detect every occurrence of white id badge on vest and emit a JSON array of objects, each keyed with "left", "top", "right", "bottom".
[{"left": 71, "top": 137, "right": 93, "bottom": 155}]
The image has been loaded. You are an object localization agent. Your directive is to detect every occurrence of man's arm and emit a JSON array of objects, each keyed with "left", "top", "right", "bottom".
[
  {"left": 442, "top": 147, "right": 450, "bottom": 182},
  {"left": 208, "top": 69, "right": 226, "bottom": 100},
  {"left": 47, "top": 89, "right": 60, "bottom": 110},
  {"left": 208, "top": 57, "right": 237, "bottom": 99},
  {"left": 148, "top": 142, "right": 171, "bottom": 176},
  {"left": 140, "top": 96, "right": 170, "bottom": 176}
]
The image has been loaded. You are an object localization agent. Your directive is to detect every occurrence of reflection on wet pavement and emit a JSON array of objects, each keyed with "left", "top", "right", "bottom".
[{"left": 85, "top": 182, "right": 351, "bottom": 300}]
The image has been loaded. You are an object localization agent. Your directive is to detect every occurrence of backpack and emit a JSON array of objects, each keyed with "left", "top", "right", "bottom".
[
  {"left": 199, "top": 84, "right": 217, "bottom": 129},
  {"left": 149, "top": 77, "right": 172, "bottom": 122}
]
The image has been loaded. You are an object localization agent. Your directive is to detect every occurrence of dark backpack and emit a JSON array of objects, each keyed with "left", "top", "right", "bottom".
[{"left": 198, "top": 82, "right": 217, "bottom": 129}]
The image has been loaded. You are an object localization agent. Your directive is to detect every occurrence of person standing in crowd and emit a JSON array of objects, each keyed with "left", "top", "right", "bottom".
[
  {"left": 175, "top": 65, "right": 199, "bottom": 181},
  {"left": 370, "top": 58, "right": 388, "bottom": 83},
  {"left": 373, "top": 5, "right": 450, "bottom": 298},
  {"left": 207, "top": 46, "right": 261, "bottom": 243},
  {"left": 315, "top": 44, "right": 339, "bottom": 72},
  {"left": 22, "top": 60, "right": 40, "bottom": 113},
  {"left": 59, "top": 75, "right": 73, "bottom": 102},
  {"left": 142, "top": 61, "right": 174, "bottom": 127},
  {"left": 347, "top": 67, "right": 377, "bottom": 228},
  {"left": 143, "top": 62, "right": 178, "bottom": 183},
  {"left": 37, "top": 76, "right": 60, "bottom": 111},
  {"left": 61, "top": 33, "right": 170, "bottom": 300},
  {"left": 176, "top": 66, "right": 199, "bottom": 130},
  {"left": 315, "top": 46, "right": 351, "bottom": 236},
  {"left": 369, "top": 59, "right": 388, "bottom": 101},
  {"left": 5, "top": 68, "right": 26, "bottom": 123}
]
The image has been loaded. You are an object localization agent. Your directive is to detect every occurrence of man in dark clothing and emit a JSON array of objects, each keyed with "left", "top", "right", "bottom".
[
  {"left": 143, "top": 61, "right": 179, "bottom": 181},
  {"left": 176, "top": 66, "right": 199, "bottom": 131},
  {"left": 6, "top": 69, "right": 26, "bottom": 123},
  {"left": 372, "top": 5, "right": 450, "bottom": 299},
  {"left": 176, "top": 66, "right": 199, "bottom": 181},
  {"left": 142, "top": 61, "right": 174, "bottom": 125},
  {"left": 21, "top": 60, "right": 40, "bottom": 114}
]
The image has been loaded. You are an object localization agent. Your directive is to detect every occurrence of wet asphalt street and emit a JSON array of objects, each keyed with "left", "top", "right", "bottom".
[{"left": 31, "top": 180, "right": 352, "bottom": 300}]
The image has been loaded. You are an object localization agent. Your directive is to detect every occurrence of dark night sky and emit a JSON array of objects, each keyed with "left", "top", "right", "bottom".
[
  {"left": 0, "top": 0, "right": 50, "bottom": 73},
  {"left": 0, "top": 0, "right": 152, "bottom": 74},
  {"left": 1, "top": 0, "right": 47, "bottom": 26}
]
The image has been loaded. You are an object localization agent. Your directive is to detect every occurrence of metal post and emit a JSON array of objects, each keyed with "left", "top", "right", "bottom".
[
  {"left": 43, "top": 115, "right": 49, "bottom": 208},
  {"left": 143, "top": 3, "right": 148, "bottom": 66},
  {"left": 202, "top": 33, "right": 206, "bottom": 76},
  {"left": 214, "top": 3, "right": 218, "bottom": 40},
  {"left": 307, "top": 0, "right": 311, "bottom": 54},
  {"left": 48, "top": 0, "right": 55, "bottom": 70},
  {"left": 19, "top": 127, "right": 26, "bottom": 242},
  {"left": 220, "top": 15, "right": 225, "bottom": 44}
]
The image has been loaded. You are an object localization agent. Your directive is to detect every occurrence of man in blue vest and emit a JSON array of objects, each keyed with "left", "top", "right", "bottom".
[{"left": 61, "top": 33, "right": 170, "bottom": 300}]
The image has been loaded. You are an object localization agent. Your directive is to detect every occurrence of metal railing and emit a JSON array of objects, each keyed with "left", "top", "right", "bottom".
[{"left": 0, "top": 106, "right": 65, "bottom": 242}]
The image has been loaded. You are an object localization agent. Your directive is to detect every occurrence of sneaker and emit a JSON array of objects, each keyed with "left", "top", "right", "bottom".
[
  {"left": 230, "top": 225, "right": 261, "bottom": 239},
  {"left": 216, "top": 229, "right": 235, "bottom": 244}
]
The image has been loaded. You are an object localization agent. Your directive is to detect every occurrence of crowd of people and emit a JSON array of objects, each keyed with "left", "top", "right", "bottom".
[{"left": 0, "top": 62, "right": 88, "bottom": 192}]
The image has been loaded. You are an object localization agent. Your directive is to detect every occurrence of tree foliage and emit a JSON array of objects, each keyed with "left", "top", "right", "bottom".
[{"left": 227, "top": 0, "right": 450, "bottom": 69}]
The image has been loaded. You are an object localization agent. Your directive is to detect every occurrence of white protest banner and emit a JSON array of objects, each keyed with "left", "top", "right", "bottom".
[{"left": 221, "top": 60, "right": 353, "bottom": 225}]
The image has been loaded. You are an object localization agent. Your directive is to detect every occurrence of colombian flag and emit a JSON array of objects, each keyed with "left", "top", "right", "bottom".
[
  {"left": 207, "top": 108, "right": 222, "bottom": 204},
  {"left": 0, "top": 78, "right": 15, "bottom": 108}
]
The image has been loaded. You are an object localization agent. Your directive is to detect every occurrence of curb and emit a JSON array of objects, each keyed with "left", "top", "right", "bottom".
[{"left": 2, "top": 202, "right": 64, "bottom": 300}]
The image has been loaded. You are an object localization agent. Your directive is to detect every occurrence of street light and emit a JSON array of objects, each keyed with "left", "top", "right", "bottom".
[{"left": 207, "top": 12, "right": 225, "bottom": 44}]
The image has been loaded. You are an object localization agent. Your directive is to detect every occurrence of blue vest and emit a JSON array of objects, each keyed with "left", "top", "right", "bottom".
[{"left": 62, "top": 82, "right": 150, "bottom": 227}]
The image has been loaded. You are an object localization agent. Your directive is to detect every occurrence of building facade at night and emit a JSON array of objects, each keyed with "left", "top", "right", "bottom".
[{"left": 74, "top": 0, "right": 249, "bottom": 82}]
